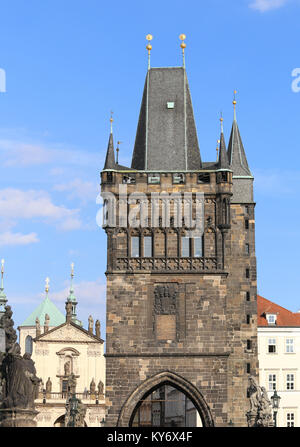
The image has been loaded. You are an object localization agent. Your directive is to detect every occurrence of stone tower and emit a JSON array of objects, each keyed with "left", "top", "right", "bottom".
[{"left": 101, "top": 58, "right": 258, "bottom": 427}]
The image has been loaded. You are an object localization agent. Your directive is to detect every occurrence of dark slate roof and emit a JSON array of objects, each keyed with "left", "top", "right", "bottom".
[
  {"left": 217, "top": 132, "right": 230, "bottom": 170},
  {"left": 227, "top": 119, "right": 252, "bottom": 176},
  {"left": 103, "top": 132, "right": 116, "bottom": 170},
  {"left": 131, "top": 67, "right": 202, "bottom": 171}
]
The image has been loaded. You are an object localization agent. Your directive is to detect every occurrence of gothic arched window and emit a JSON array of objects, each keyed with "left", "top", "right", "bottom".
[{"left": 25, "top": 335, "right": 33, "bottom": 355}]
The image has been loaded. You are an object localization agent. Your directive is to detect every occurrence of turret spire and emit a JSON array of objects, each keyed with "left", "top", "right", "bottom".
[
  {"left": 103, "top": 114, "right": 116, "bottom": 170},
  {"left": 217, "top": 117, "right": 230, "bottom": 170},
  {"left": 66, "top": 263, "right": 82, "bottom": 326}
]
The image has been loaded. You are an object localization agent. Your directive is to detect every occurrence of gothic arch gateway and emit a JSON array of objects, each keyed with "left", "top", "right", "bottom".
[{"left": 117, "top": 371, "right": 214, "bottom": 427}]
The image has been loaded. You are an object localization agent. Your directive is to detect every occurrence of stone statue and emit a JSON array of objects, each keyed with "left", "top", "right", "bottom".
[
  {"left": 0, "top": 305, "right": 41, "bottom": 426},
  {"left": 88, "top": 315, "right": 94, "bottom": 334},
  {"left": 35, "top": 317, "right": 41, "bottom": 338},
  {"left": 67, "top": 373, "right": 77, "bottom": 395},
  {"left": 65, "top": 301, "right": 72, "bottom": 323},
  {"left": 90, "top": 378, "right": 96, "bottom": 394},
  {"left": 95, "top": 320, "right": 101, "bottom": 338},
  {"left": 0, "top": 347, "right": 41, "bottom": 410},
  {"left": 246, "top": 376, "right": 273, "bottom": 427},
  {"left": 97, "top": 380, "right": 104, "bottom": 396},
  {"left": 64, "top": 361, "right": 71, "bottom": 376},
  {"left": 46, "top": 377, "right": 52, "bottom": 393}
]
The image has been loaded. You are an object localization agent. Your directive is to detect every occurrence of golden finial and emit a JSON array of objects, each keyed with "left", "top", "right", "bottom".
[
  {"left": 71, "top": 262, "right": 74, "bottom": 278},
  {"left": 146, "top": 34, "right": 153, "bottom": 70},
  {"left": 110, "top": 111, "right": 113, "bottom": 133},
  {"left": 45, "top": 277, "right": 50, "bottom": 294},
  {"left": 179, "top": 34, "right": 187, "bottom": 68},
  {"left": 116, "top": 141, "right": 122, "bottom": 165},
  {"left": 233, "top": 89, "right": 237, "bottom": 120},
  {"left": 220, "top": 112, "right": 224, "bottom": 133}
]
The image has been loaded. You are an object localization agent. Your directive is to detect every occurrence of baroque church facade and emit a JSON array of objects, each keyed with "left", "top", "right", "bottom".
[
  {"left": 101, "top": 42, "right": 258, "bottom": 426},
  {"left": 17, "top": 276, "right": 106, "bottom": 427}
]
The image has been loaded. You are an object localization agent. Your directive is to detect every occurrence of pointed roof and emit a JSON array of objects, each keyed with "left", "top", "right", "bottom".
[
  {"left": 131, "top": 67, "right": 202, "bottom": 171},
  {"left": 21, "top": 296, "right": 65, "bottom": 327},
  {"left": 227, "top": 118, "right": 252, "bottom": 177},
  {"left": 217, "top": 132, "right": 230, "bottom": 170},
  {"left": 103, "top": 132, "right": 116, "bottom": 170}
]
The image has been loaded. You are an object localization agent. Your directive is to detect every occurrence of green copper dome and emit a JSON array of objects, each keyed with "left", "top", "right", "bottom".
[{"left": 21, "top": 296, "right": 65, "bottom": 327}]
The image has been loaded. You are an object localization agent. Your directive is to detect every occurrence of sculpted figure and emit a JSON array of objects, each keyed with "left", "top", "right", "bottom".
[
  {"left": 95, "top": 320, "right": 101, "bottom": 338},
  {"left": 64, "top": 361, "right": 71, "bottom": 376},
  {"left": 97, "top": 380, "right": 104, "bottom": 395},
  {"left": 248, "top": 376, "right": 261, "bottom": 412},
  {"left": 46, "top": 377, "right": 52, "bottom": 393},
  {"left": 88, "top": 315, "right": 94, "bottom": 333},
  {"left": 67, "top": 373, "right": 77, "bottom": 395},
  {"left": 90, "top": 378, "right": 96, "bottom": 394},
  {"left": 35, "top": 317, "right": 41, "bottom": 337}
]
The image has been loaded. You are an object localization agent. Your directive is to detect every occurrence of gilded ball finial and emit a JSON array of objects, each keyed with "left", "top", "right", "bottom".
[
  {"left": 146, "top": 34, "right": 153, "bottom": 52},
  {"left": 233, "top": 89, "right": 237, "bottom": 105},
  {"left": 179, "top": 34, "right": 187, "bottom": 49}
]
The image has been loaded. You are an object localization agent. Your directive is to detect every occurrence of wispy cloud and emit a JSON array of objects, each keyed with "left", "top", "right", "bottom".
[
  {"left": 53, "top": 179, "right": 98, "bottom": 204},
  {"left": 0, "top": 188, "right": 83, "bottom": 245},
  {"left": 249, "top": 0, "right": 290, "bottom": 12},
  {"left": 0, "top": 231, "right": 39, "bottom": 247},
  {"left": 0, "top": 138, "right": 101, "bottom": 168}
]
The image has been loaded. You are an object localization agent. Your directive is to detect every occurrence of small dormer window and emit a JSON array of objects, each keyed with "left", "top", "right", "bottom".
[
  {"left": 166, "top": 102, "right": 175, "bottom": 109},
  {"left": 266, "top": 314, "right": 277, "bottom": 325}
]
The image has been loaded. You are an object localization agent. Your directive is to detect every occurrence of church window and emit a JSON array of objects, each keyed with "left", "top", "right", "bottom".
[
  {"left": 181, "top": 237, "right": 190, "bottom": 257},
  {"left": 131, "top": 236, "right": 140, "bottom": 257},
  {"left": 25, "top": 335, "right": 33, "bottom": 355},
  {"left": 143, "top": 236, "right": 152, "bottom": 257},
  {"left": 194, "top": 237, "right": 203, "bottom": 257}
]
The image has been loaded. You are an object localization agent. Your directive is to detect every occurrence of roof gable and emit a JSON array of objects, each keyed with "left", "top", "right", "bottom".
[
  {"left": 35, "top": 321, "right": 104, "bottom": 343},
  {"left": 257, "top": 295, "right": 300, "bottom": 327}
]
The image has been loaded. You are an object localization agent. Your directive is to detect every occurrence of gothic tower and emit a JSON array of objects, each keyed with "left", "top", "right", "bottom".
[{"left": 101, "top": 41, "right": 258, "bottom": 427}]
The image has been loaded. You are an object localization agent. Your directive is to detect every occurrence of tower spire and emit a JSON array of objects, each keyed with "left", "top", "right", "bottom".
[
  {"left": 233, "top": 90, "right": 237, "bottom": 121},
  {"left": 0, "top": 259, "right": 7, "bottom": 319},
  {"left": 66, "top": 263, "right": 82, "bottom": 326}
]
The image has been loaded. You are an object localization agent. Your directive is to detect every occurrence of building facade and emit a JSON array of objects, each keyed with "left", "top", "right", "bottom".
[
  {"left": 18, "top": 279, "right": 106, "bottom": 427},
  {"left": 101, "top": 47, "right": 258, "bottom": 426},
  {"left": 258, "top": 295, "right": 300, "bottom": 427}
]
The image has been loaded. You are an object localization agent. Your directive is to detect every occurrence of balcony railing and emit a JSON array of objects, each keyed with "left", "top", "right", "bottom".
[{"left": 36, "top": 391, "right": 105, "bottom": 403}]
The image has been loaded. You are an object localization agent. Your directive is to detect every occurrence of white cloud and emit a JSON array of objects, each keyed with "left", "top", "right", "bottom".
[
  {"left": 0, "top": 231, "right": 39, "bottom": 247},
  {"left": 0, "top": 189, "right": 83, "bottom": 241},
  {"left": 50, "top": 277, "right": 106, "bottom": 305},
  {"left": 249, "top": 0, "right": 289, "bottom": 12},
  {"left": 53, "top": 179, "right": 98, "bottom": 203},
  {"left": 0, "top": 138, "right": 100, "bottom": 168}
]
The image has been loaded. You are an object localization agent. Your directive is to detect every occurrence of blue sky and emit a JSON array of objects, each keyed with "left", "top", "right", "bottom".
[{"left": 0, "top": 0, "right": 300, "bottom": 335}]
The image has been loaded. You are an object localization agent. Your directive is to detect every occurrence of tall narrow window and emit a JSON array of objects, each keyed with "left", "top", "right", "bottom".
[
  {"left": 286, "top": 374, "right": 295, "bottom": 390},
  {"left": 286, "top": 339, "right": 294, "bottom": 353},
  {"left": 246, "top": 315, "right": 251, "bottom": 324},
  {"left": 245, "top": 219, "right": 249, "bottom": 230},
  {"left": 194, "top": 237, "right": 203, "bottom": 257},
  {"left": 144, "top": 236, "right": 152, "bottom": 257},
  {"left": 131, "top": 236, "right": 140, "bottom": 258},
  {"left": 245, "top": 243, "right": 250, "bottom": 255},
  {"left": 247, "top": 363, "right": 251, "bottom": 374},
  {"left": 25, "top": 335, "right": 33, "bottom": 355},
  {"left": 181, "top": 237, "right": 190, "bottom": 257},
  {"left": 246, "top": 292, "right": 250, "bottom": 302},
  {"left": 287, "top": 413, "right": 295, "bottom": 427},
  {"left": 246, "top": 268, "right": 250, "bottom": 278},
  {"left": 247, "top": 340, "right": 252, "bottom": 350},
  {"left": 268, "top": 374, "right": 276, "bottom": 391}
]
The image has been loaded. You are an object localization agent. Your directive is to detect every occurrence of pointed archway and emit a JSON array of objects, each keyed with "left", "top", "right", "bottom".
[{"left": 117, "top": 371, "right": 214, "bottom": 427}]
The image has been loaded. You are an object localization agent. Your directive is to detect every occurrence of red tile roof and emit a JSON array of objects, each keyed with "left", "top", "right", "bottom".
[{"left": 257, "top": 295, "right": 300, "bottom": 327}]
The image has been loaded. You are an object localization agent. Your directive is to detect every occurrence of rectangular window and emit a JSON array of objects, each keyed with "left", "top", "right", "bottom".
[
  {"left": 245, "top": 205, "right": 249, "bottom": 214},
  {"left": 194, "top": 237, "right": 203, "bottom": 257},
  {"left": 246, "top": 268, "right": 250, "bottom": 278},
  {"left": 286, "top": 339, "right": 294, "bottom": 353},
  {"left": 268, "top": 374, "right": 276, "bottom": 391},
  {"left": 181, "top": 237, "right": 190, "bottom": 257},
  {"left": 131, "top": 236, "right": 140, "bottom": 258},
  {"left": 286, "top": 374, "right": 295, "bottom": 390},
  {"left": 246, "top": 292, "right": 250, "bottom": 302},
  {"left": 247, "top": 363, "right": 251, "bottom": 374},
  {"left": 268, "top": 339, "right": 276, "bottom": 353},
  {"left": 198, "top": 173, "right": 210, "bottom": 184},
  {"left": 247, "top": 340, "right": 252, "bottom": 350},
  {"left": 247, "top": 315, "right": 251, "bottom": 324},
  {"left": 287, "top": 413, "right": 295, "bottom": 427},
  {"left": 143, "top": 236, "right": 152, "bottom": 257},
  {"left": 245, "top": 219, "right": 249, "bottom": 230},
  {"left": 245, "top": 243, "right": 250, "bottom": 254}
]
